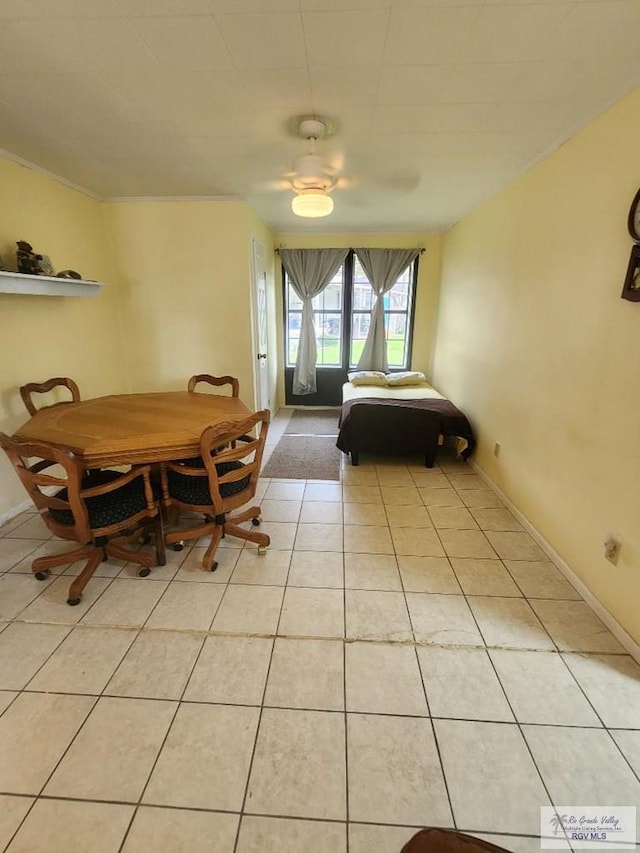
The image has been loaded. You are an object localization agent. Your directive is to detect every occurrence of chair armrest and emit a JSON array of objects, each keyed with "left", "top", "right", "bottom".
[{"left": 80, "top": 465, "right": 152, "bottom": 499}]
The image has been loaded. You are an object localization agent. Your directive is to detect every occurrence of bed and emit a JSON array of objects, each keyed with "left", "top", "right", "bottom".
[{"left": 336, "top": 381, "right": 475, "bottom": 467}]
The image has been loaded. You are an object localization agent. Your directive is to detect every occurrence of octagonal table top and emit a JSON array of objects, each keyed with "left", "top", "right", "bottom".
[{"left": 13, "top": 391, "right": 252, "bottom": 467}]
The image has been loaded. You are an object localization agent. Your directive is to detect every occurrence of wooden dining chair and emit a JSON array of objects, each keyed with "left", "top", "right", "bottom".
[
  {"left": 0, "top": 433, "right": 165, "bottom": 606},
  {"left": 19, "top": 377, "right": 81, "bottom": 416},
  {"left": 186, "top": 375, "right": 241, "bottom": 458},
  {"left": 187, "top": 374, "right": 240, "bottom": 397},
  {"left": 160, "top": 410, "right": 270, "bottom": 572}
]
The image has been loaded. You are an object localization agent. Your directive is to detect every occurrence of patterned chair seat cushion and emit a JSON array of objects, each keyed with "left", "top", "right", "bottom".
[
  {"left": 167, "top": 460, "right": 249, "bottom": 507},
  {"left": 50, "top": 472, "right": 152, "bottom": 530}
]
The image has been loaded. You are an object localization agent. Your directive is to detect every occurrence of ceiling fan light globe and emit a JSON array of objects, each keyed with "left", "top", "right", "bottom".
[{"left": 291, "top": 190, "right": 334, "bottom": 218}]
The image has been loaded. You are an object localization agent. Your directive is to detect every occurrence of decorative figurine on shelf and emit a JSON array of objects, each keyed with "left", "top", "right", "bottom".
[
  {"left": 36, "top": 255, "right": 55, "bottom": 276},
  {"left": 56, "top": 269, "right": 82, "bottom": 280},
  {"left": 16, "top": 241, "right": 41, "bottom": 275},
  {"left": 15, "top": 241, "right": 57, "bottom": 276}
]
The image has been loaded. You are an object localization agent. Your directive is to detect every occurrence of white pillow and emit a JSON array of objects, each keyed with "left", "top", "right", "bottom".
[
  {"left": 385, "top": 371, "right": 427, "bottom": 386},
  {"left": 348, "top": 371, "right": 388, "bottom": 387}
]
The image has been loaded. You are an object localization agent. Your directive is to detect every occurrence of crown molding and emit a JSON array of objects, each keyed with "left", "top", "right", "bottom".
[
  {"left": 0, "top": 146, "right": 101, "bottom": 200},
  {"left": 104, "top": 194, "right": 243, "bottom": 203}
]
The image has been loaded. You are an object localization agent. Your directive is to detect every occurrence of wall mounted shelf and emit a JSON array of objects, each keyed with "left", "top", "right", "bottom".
[{"left": 0, "top": 271, "right": 104, "bottom": 297}]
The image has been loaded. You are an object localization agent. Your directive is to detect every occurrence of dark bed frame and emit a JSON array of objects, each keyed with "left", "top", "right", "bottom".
[{"left": 336, "top": 396, "right": 476, "bottom": 468}]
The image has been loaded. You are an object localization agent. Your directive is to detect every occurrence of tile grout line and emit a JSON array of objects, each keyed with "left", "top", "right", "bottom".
[
  {"left": 3, "top": 693, "right": 630, "bottom": 728},
  {"left": 112, "top": 507, "right": 226, "bottom": 851},
  {"left": 1, "top": 456, "right": 638, "bottom": 847},
  {"left": 0, "top": 546, "right": 144, "bottom": 852},
  {"left": 1, "top": 691, "right": 102, "bottom": 852},
  {"left": 342, "top": 548, "right": 350, "bottom": 853},
  {"left": 398, "top": 543, "right": 458, "bottom": 830},
  {"left": 480, "top": 637, "right": 576, "bottom": 850},
  {"left": 230, "top": 539, "right": 292, "bottom": 853},
  {"left": 446, "top": 477, "right": 563, "bottom": 656},
  {"left": 115, "top": 621, "right": 211, "bottom": 852}
]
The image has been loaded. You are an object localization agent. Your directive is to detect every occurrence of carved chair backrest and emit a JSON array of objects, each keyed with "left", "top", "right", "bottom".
[
  {"left": 162, "top": 410, "right": 269, "bottom": 515},
  {"left": 19, "top": 377, "right": 81, "bottom": 416},
  {"left": 187, "top": 374, "right": 240, "bottom": 397}
]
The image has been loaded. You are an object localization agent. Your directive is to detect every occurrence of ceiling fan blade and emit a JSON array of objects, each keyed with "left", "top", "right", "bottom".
[{"left": 342, "top": 145, "right": 421, "bottom": 194}]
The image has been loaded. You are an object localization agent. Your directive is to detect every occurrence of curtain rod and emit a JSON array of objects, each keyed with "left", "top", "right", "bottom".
[{"left": 275, "top": 247, "right": 426, "bottom": 254}]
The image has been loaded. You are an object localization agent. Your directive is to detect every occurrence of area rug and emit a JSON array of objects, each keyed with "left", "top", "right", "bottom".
[
  {"left": 284, "top": 408, "right": 340, "bottom": 435},
  {"left": 261, "top": 435, "right": 341, "bottom": 480}
]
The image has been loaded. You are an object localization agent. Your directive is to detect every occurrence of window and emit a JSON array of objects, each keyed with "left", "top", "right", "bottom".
[
  {"left": 350, "top": 256, "right": 414, "bottom": 368},
  {"left": 286, "top": 267, "right": 344, "bottom": 367},
  {"left": 284, "top": 251, "right": 418, "bottom": 371}
]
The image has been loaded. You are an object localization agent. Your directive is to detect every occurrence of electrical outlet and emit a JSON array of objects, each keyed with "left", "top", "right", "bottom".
[
  {"left": 604, "top": 536, "right": 621, "bottom": 565},
  {"left": 494, "top": 441, "right": 501, "bottom": 457}
]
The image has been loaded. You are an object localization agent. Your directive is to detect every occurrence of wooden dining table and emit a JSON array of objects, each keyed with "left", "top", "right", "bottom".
[{"left": 13, "top": 391, "right": 252, "bottom": 468}]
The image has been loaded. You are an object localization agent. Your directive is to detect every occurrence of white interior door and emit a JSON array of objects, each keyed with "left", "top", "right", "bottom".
[{"left": 251, "top": 239, "right": 270, "bottom": 411}]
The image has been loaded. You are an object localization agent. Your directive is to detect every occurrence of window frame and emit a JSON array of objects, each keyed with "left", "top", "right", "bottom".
[
  {"left": 284, "top": 263, "right": 347, "bottom": 369},
  {"left": 283, "top": 250, "right": 419, "bottom": 373},
  {"left": 348, "top": 255, "right": 418, "bottom": 370}
]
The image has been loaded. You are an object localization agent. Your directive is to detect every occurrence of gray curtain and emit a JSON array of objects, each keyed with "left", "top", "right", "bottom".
[
  {"left": 355, "top": 248, "right": 420, "bottom": 372},
  {"left": 281, "top": 248, "right": 349, "bottom": 395}
]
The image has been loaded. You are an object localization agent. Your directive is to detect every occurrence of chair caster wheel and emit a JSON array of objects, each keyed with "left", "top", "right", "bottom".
[
  {"left": 209, "top": 561, "right": 219, "bottom": 572},
  {"left": 251, "top": 516, "right": 261, "bottom": 526},
  {"left": 34, "top": 570, "right": 50, "bottom": 581},
  {"left": 138, "top": 567, "right": 151, "bottom": 578},
  {"left": 258, "top": 546, "right": 267, "bottom": 556},
  {"left": 67, "top": 597, "right": 81, "bottom": 607},
  {"left": 173, "top": 543, "right": 184, "bottom": 551}
]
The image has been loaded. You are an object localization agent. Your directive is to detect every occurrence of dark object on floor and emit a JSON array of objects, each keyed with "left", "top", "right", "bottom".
[
  {"left": 161, "top": 410, "right": 270, "bottom": 572},
  {"left": 401, "top": 828, "right": 513, "bottom": 853},
  {"left": 56, "top": 269, "right": 82, "bottom": 279},
  {"left": 284, "top": 408, "right": 339, "bottom": 435},
  {"left": 337, "top": 397, "right": 475, "bottom": 467},
  {"left": 262, "top": 435, "right": 341, "bottom": 481}
]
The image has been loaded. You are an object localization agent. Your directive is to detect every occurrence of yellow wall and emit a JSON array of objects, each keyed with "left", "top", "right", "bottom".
[
  {"left": 434, "top": 88, "right": 640, "bottom": 643},
  {"left": 274, "top": 232, "right": 443, "bottom": 406},
  {"left": 104, "top": 200, "right": 260, "bottom": 410},
  {"left": 0, "top": 156, "right": 126, "bottom": 516},
  {"left": 0, "top": 168, "right": 276, "bottom": 516}
]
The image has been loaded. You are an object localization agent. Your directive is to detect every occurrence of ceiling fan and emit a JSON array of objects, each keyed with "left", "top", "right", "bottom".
[
  {"left": 259, "top": 113, "right": 421, "bottom": 219},
  {"left": 287, "top": 116, "right": 340, "bottom": 218}
]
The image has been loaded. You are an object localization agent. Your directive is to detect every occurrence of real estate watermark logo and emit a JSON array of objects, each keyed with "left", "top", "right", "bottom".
[{"left": 541, "top": 806, "right": 637, "bottom": 849}]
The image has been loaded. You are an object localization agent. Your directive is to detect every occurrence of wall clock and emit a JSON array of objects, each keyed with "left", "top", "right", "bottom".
[
  {"left": 628, "top": 187, "right": 640, "bottom": 242},
  {"left": 621, "top": 243, "right": 640, "bottom": 302},
  {"left": 621, "top": 188, "right": 640, "bottom": 301}
]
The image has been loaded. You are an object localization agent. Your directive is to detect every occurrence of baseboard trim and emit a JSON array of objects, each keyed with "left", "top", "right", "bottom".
[
  {"left": 0, "top": 499, "right": 33, "bottom": 530},
  {"left": 469, "top": 460, "right": 640, "bottom": 663}
]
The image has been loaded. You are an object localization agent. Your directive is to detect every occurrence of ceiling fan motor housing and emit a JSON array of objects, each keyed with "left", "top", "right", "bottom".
[
  {"left": 297, "top": 118, "right": 329, "bottom": 140},
  {"left": 290, "top": 115, "right": 336, "bottom": 192},
  {"left": 292, "top": 153, "right": 333, "bottom": 191}
]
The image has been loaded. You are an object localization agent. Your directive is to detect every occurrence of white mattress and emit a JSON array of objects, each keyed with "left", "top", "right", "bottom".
[{"left": 342, "top": 381, "right": 444, "bottom": 402}]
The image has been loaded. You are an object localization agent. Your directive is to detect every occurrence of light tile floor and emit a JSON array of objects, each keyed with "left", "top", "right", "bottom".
[{"left": 0, "top": 410, "right": 638, "bottom": 852}]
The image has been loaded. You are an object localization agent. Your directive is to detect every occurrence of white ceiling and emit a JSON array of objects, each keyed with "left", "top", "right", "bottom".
[{"left": 1, "top": 0, "right": 639, "bottom": 232}]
